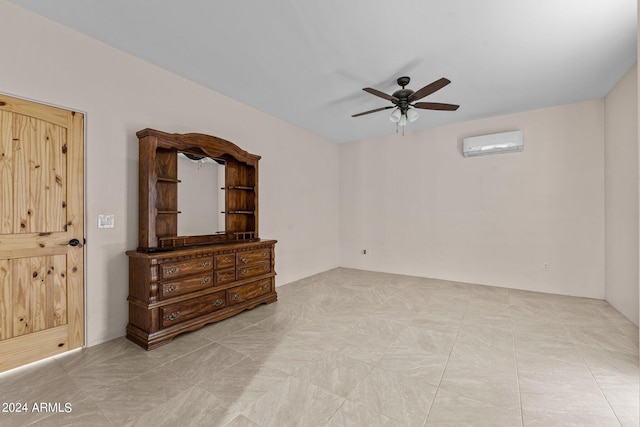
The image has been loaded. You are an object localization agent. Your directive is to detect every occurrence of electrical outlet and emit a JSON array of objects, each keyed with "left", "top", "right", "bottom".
[
  {"left": 362, "top": 249, "right": 367, "bottom": 255},
  {"left": 543, "top": 262, "right": 550, "bottom": 271}
]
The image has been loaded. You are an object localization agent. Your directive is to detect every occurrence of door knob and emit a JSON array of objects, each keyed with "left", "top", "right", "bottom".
[{"left": 68, "top": 238, "right": 80, "bottom": 247}]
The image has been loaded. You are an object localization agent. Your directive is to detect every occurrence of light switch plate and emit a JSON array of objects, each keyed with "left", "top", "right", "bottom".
[{"left": 98, "top": 214, "right": 115, "bottom": 229}]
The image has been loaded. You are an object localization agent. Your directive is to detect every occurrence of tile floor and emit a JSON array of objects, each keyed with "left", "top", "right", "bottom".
[{"left": 1, "top": 268, "right": 638, "bottom": 426}]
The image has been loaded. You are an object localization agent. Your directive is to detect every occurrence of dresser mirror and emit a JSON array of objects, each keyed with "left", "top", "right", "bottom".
[{"left": 177, "top": 152, "right": 226, "bottom": 236}]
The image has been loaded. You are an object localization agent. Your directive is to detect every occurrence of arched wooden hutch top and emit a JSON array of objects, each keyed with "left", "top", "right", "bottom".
[{"left": 136, "top": 128, "right": 262, "bottom": 251}]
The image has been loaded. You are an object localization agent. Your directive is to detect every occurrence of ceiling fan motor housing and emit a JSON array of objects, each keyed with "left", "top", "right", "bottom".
[{"left": 394, "top": 77, "right": 413, "bottom": 112}]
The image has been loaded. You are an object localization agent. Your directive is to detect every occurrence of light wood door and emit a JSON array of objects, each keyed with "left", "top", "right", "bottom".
[{"left": 0, "top": 94, "right": 84, "bottom": 373}]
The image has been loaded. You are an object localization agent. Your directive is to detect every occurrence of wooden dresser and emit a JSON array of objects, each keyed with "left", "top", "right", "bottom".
[
  {"left": 126, "top": 129, "right": 277, "bottom": 349},
  {"left": 126, "top": 240, "right": 276, "bottom": 350}
]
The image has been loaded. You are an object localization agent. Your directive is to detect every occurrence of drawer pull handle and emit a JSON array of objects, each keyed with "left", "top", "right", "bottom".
[
  {"left": 221, "top": 257, "right": 231, "bottom": 263},
  {"left": 212, "top": 299, "right": 224, "bottom": 307},
  {"left": 231, "top": 294, "right": 240, "bottom": 301},
  {"left": 164, "top": 311, "right": 180, "bottom": 321},
  {"left": 262, "top": 265, "right": 268, "bottom": 271},
  {"left": 201, "top": 261, "right": 211, "bottom": 268},
  {"left": 261, "top": 284, "right": 269, "bottom": 291},
  {"left": 262, "top": 252, "right": 268, "bottom": 257},
  {"left": 166, "top": 267, "right": 178, "bottom": 275},
  {"left": 201, "top": 277, "right": 211, "bottom": 284},
  {"left": 166, "top": 285, "right": 177, "bottom": 293},
  {"left": 240, "top": 269, "right": 248, "bottom": 275},
  {"left": 240, "top": 257, "right": 248, "bottom": 264}
]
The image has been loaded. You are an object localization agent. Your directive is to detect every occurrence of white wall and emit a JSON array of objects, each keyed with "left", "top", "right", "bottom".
[
  {"left": 605, "top": 64, "right": 639, "bottom": 326},
  {"left": 341, "top": 100, "right": 606, "bottom": 299},
  {"left": 0, "top": 2, "right": 340, "bottom": 346}
]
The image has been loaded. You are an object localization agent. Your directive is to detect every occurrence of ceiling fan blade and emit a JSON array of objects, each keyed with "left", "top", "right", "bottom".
[
  {"left": 351, "top": 105, "right": 395, "bottom": 117},
  {"left": 413, "top": 102, "right": 459, "bottom": 111},
  {"left": 409, "top": 78, "right": 451, "bottom": 102},
  {"left": 362, "top": 87, "right": 399, "bottom": 102}
]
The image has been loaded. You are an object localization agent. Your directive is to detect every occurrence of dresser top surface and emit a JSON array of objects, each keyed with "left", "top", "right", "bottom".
[{"left": 126, "top": 239, "right": 277, "bottom": 259}]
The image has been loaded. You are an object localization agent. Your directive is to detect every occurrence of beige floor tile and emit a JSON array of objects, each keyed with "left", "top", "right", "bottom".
[
  {"left": 87, "top": 367, "right": 195, "bottom": 425},
  {"left": 129, "top": 386, "right": 235, "bottom": 427},
  {"left": 194, "top": 314, "right": 258, "bottom": 341},
  {"left": 325, "top": 400, "right": 404, "bottom": 427},
  {"left": 198, "top": 359, "right": 290, "bottom": 416},
  {"left": 511, "top": 318, "right": 572, "bottom": 342},
  {"left": 565, "top": 324, "right": 639, "bottom": 355},
  {"left": 0, "top": 358, "right": 69, "bottom": 401},
  {"left": 598, "top": 381, "right": 640, "bottom": 427},
  {"left": 576, "top": 344, "right": 640, "bottom": 381},
  {"left": 214, "top": 325, "right": 286, "bottom": 354},
  {"left": 223, "top": 414, "right": 263, "bottom": 427},
  {"left": 521, "top": 407, "right": 620, "bottom": 426},
  {"left": 2, "top": 268, "right": 637, "bottom": 426},
  {"left": 377, "top": 343, "right": 449, "bottom": 386},
  {"left": 347, "top": 366, "right": 437, "bottom": 427},
  {"left": 242, "top": 375, "right": 344, "bottom": 427},
  {"left": 438, "top": 362, "right": 521, "bottom": 409},
  {"left": 53, "top": 337, "right": 139, "bottom": 373},
  {"left": 349, "top": 316, "right": 408, "bottom": 342},
  {"left": 165, "top": 342, "right": 248, "bottom": 383},
  {"left": 454, "top": 323, "right": 515, "bottom": 353},
  {"left": 67, "top": 349, "right": 164, "bottom": 395},
  {"left": 242, "top": 337, "right": 325, "bottom": 373},
  {"left": 329, "top": 329, "right": 395, "bottom": 364},
  {"left": 395, "top": 324, "right": 458, "bottom": 355},
  {"left": 517, "top": 359, "right": 599, "bottom": 395},
  {"left": 291, "top": 351, "right": 373, "bottom": 397},
  {"left": 426, "top": 388, "right": 523, "bottom": 426},
  {"left": 514, "top": 333, "right": 585, "bottom": 366},
  {"left": 412, "top": 308, "right": 465, "bottom": 331}
]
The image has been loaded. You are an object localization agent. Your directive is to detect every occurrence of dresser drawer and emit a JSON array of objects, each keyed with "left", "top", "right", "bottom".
[
  {"left": 214, "top": 253, "right": 236, "bottom": 270},
  {"left": 159, "top": 274, "right": 213, "bottom": 299},
  {"left": 237, "top": 248, "right": 271, "bottom": 266},
  {"left": 237, "top": 261, "right": 270, "bottom": 279},
  {"left": 215, "top": 268, "right": 236, "bottom": 285},
  {"left": 160, "top": 257, "right": 213, "bottom": 280},
  {"left": 228, "top": 279, "right": 272, "bottom": 306},
  {"left": 160, "top": 291, "right": 225, "bottom": 328}
]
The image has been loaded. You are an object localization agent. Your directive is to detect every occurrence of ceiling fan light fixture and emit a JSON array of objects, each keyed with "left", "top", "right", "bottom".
[
  {"left": 389, "top": 108, "right": 401, "bottom": 123},
  {"left": 406, "top": 108, "right": 419, "bottom": 122},
  {"left": 398, "top": 114, "right": 408, "bottom": 127}
]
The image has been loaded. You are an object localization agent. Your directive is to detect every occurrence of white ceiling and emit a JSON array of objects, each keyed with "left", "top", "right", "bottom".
[{"left": 9, "top": 0, "right": 637, "bottom": 143}]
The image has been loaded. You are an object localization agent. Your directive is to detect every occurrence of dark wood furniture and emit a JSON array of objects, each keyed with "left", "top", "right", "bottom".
[{"left": 126, "top": 129, "right": 277, "bottom": 350}]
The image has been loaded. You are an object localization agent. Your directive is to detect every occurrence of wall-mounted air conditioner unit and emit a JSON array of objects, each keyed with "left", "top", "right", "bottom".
[{"left": 462, "top": 130, "right": 524, "bottom": 157}]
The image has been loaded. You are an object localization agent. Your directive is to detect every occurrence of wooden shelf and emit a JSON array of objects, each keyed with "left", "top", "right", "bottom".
[
  {"left": 157, "top": 177, "right": 181, "bottom": 183},
  {"left": 226, "top": 210, "right": 254, "bottom": 215},
  {"left": 157, "top": 210, "right": 182, "bottom": 214},
  {"left": 226, "top": 186, "right": 254, "bottom": 191}
]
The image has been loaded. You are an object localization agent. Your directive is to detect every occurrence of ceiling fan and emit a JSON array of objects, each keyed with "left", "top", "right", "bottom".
[{"left": 352, "top": 76, "right": 459, "bottom": 130}]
